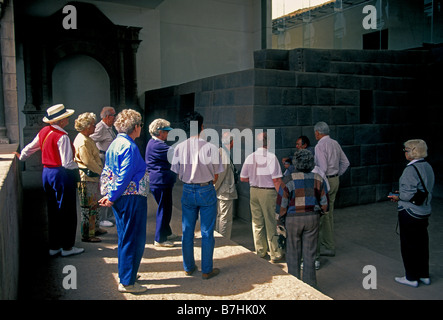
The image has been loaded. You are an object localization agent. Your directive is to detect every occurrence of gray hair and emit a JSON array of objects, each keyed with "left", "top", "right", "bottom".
[
  {"left": 314, "top": 121, "right": 330, "bottom": 135},
  {"left": 293, "top": 149, "right": 315, "bottom": 173},
  {"left": 114, "top": 109, "right": 142, "bottom": 134},
  {"left": 74, "top": 112, "right": 96, "bottom": 132},
  {"left": 149, "top": 118, "right": 171, "bottom": 137},
  {"left": 404, "top": 139, "right": 428, "bottom": 159},
  {"left": 100, "top": 106, "right": 115, "bottom": 119}
]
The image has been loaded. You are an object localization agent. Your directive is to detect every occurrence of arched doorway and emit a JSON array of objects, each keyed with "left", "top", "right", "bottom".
[{"left": 52, "top": 54, "right": 111, "bottom": 131}]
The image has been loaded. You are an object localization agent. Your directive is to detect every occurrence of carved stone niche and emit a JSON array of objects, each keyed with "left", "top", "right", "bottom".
[{"left": 17, "top": 1, "right": 142, "bottom": 130}]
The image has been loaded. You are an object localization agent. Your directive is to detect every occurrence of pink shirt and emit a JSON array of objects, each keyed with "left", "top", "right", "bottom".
[
  {"left": 240, "top": 148, "right": 282, "bottom": 188},
  {"left": 170, "top": 137, "right": 224, "bottom": 184}
]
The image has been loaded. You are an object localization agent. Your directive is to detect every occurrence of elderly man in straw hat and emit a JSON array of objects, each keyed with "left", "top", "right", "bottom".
[{"left": 14, "top": 104, "right": 84, "bottom": 257}]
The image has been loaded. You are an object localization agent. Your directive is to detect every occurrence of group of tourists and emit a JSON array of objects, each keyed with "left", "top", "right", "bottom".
[{"left": 14, "top": 103, "right": 435, "bottom": 293}]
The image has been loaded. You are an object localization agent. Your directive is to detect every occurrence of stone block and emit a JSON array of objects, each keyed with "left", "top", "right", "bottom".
[
  {"left": 360, "top": 145, "right": 377, "bottom": 166},
  {"left": 312, "top": 106, "right": 330, "bottom": 124},
  {"left": 267, "top": 87, "right": 283, "bottom": 105},
  {"left": 351, "top": 166, "right": 368, "bottom": 186},
  {"left": 316, "top": 88, "right": 335, "bottom": 105},
  {"left": 295, "top": 72, "right": 319, "bottom": 87},
  {"left": 354, "top": 124, "right": 382, "bottom": 144},
  {"left": 318, "top": 73, "right": 338, "bottom": 88},
  {"left": 280, "top": 126, "right": 302, "bottom": 148},
  {"left": 346, "top": 106, "right": 360, "bottom": 124},
  {"left": 330, "top": 106, "right": 347, "bottom": 125},
  {"left": 377, "top": 143, "right": 395, "bottom": 164},
  {"left": 342, "top": 145, "right": 359, "bottom": 168},
  {"left": 234, "top": 87, "right": 254, "bottom": 106},
  {"left": 336, "top": 125, "right": 354, "bottom": 146},
  {"left": 282, "top": 88, "right": 302, "bottom": 105},
  {"left": 253, "top": 105, "right": 297, "bottom": 127},
  {"left": 302, "top": 88, "right": 317, "bottom": 105},
  {"left": 367, "top": 166, "right": 381, "bottom": 184},
  {"left": 335, "top": 89, "right": 359, "bottom": 106},
  {"left": 296, "top": 107, "right": 312, "bottom": 125}
]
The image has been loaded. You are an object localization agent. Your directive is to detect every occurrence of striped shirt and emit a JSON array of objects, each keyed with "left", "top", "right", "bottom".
[{"left": 276, "top": 171, "right": 329, "bottom": 218}]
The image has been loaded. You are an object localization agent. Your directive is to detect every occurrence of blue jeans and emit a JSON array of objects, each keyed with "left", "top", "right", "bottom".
[{"left": 181, "top": 183, "right": 217, "bottom": 274}]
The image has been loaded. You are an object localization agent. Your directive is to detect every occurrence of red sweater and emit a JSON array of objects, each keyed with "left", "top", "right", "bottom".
[{"left": 38, "top": 126, "right": 73, "bottom": 168}]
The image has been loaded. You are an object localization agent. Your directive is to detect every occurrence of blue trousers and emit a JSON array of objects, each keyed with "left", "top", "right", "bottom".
[
  {"left": 181, "top": 183, "right": 217, "bottom": 274},
  {"left": 42, "top": 167, "right": 77, "bottom": 251},
  {"left": 150, "top": 185, "right": 173, "bottom": 243},
  {"left": 112, "top": 195, "right": 147, "bottom": 286}
]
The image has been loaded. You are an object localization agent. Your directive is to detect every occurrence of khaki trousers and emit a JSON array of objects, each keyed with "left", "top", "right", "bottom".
[
  {"left": 216, "top": 199, "right": 234, "bottom": 239},
  {"left": 249, "top": 187, "right": 283, "bottom": 260},
  {"left": 319, "top": 175, "right": 339, "bottom": 253}
]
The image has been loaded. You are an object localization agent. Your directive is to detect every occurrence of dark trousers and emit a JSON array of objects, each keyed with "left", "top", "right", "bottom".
[
  {"left": 151, "top": 185, "right": 173, "bottom": 243},
  {"left": 398, "top": 209, "right": 429, "bottom": 281},
  {"left": 42, "top": 167, "right": 78, "bottom": 251},
  {"left": 113, "top": 195, "right": 147, "bottom": 286}
]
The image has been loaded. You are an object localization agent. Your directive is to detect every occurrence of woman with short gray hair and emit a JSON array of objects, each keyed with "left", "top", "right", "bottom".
[
  {"left": 389, "top": 139, "right": 435, "bottom": 287},
  {"left": 99, "top": 109, "right": 149, "bottom": 293},
  {"left": 276, "top": 149, "right": 329, "bottom": 288},
  {"left": 145, "top": 118, "right": 177, "bottom": 247}
]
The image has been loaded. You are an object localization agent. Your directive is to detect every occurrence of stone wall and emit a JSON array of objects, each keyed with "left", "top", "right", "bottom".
[
  {"left": 0, "top": 144, "right": 22, "bottom": 300},
  {"left": 144, "top": 47, "right": 440, "bottom": 221}
]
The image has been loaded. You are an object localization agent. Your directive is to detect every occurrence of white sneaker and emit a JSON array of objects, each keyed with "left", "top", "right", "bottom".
[
  {"left": 61, "top": 247, "right": 85, "bottom": 257},
  {"left": 118, "top": 282, "right": 147, "bottom": 293},
  {"left": 420, "top": 278, "right": 431, "bottom": 285},
  {"left": 49, "top": 248, "right": 62, "bottom": 256},
  {"left": 100, "top": 220, "right": 114, "bottom": 227},
  {"left": 154, "top": 240, "right": 174, "bottom": 247},
  {"left": 394, "top": 276, "right": 418, "bottom": 287}
]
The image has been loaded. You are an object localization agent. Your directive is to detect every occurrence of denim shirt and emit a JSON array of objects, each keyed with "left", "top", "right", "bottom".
[{"left": 101, "top": 134, "right": 149, "bottom": 202}]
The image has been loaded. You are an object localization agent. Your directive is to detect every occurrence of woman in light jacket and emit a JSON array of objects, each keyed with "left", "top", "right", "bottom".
[
  {"left": 389, "top": 139, "right": 435, "bottom": 287},
  {"left": 73, "top": 112, "right": 104, "bottom": 243},
  {"left": 99, "top": 109, "right": 149, "bottom": 294}
]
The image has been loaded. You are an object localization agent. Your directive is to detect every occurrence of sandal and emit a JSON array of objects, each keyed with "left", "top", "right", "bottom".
[{"left": 82, "top": 237, "right": 102, "bottom": 243}]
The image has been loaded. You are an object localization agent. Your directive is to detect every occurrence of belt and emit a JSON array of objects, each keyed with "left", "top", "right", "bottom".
[
  {"left": 251, "top": 186, "right": 275, "bottom": 190},
  {"left": 184, "top": 181, "right": 213, "bottom": 186},
  {"left": 327, "top": 174, "right": 339, "bottom": 178}
]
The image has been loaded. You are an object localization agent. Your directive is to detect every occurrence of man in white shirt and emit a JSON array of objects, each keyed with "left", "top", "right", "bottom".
[
  {"left": 314, "top": 121, "right": 350, "bottom": 257},
  {"left": 240, "top": 132, "right": 284, "bottom": 263},
  {"left": 89, "top": 106, "right": 117, "bottom": 227},
  {"left": 171, "top": 112, "right": 224, "bottom": 280}
]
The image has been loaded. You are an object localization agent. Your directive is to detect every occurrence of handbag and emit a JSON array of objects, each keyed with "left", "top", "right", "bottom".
[
  {"left": 79, "top": 167, "right": 100, "bottom": 178},
  {"left": 409, "top": 164, "right": 429, "bottom": 206}
]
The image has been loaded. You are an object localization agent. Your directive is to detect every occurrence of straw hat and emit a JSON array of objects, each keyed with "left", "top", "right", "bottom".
[{"left": 43, "top": 104, "right": 75, "bottom": 123}]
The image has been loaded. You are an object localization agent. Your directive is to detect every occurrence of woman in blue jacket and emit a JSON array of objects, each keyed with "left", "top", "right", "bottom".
[
  {"left": 99, "top": 109, "right": 149, "bottom": 294},
  {"left": 145, "top": 118, "right": 177, "bottom": 247},
  {"left": 389, "top": 139, "right": 435, "bottom": 287}
]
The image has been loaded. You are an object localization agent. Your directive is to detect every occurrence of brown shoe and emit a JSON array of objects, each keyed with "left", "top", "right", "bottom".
[
  {"left": 202, "top": 268, "right": 220, "bottom": 280},
  {"left": 185, "top": 266, "right": 197, "bottom": 276}
]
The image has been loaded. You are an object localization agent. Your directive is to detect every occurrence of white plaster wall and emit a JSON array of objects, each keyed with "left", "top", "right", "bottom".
[{"left": 157, "top": 0, "right": 259, "bottom": 87}]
